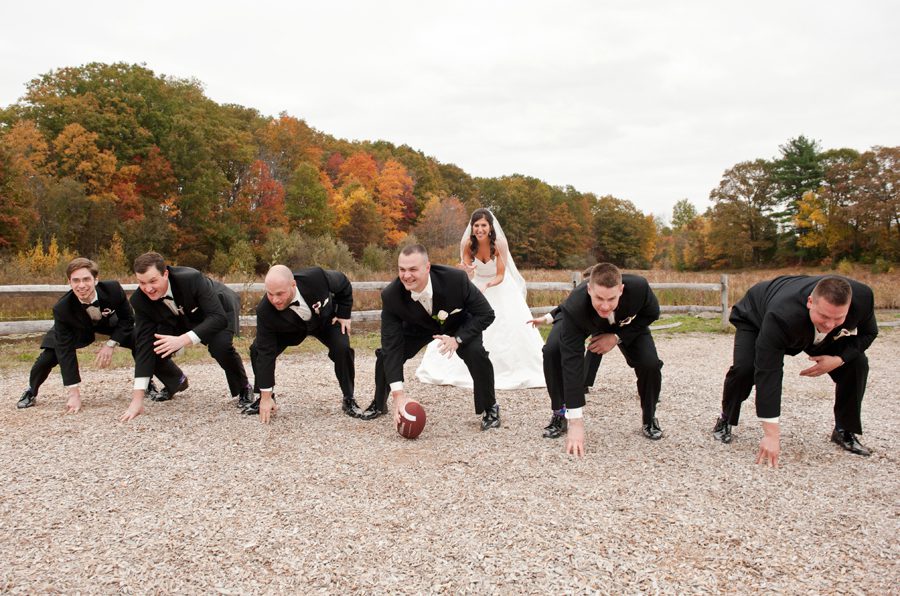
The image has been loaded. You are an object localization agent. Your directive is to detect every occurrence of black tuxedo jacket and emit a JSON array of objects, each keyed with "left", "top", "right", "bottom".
[
  {"left": 730, "top": 275, "right": 877, "bottom": 418},
  {"left": 380, "top": 264, "right": 494, "bottom": 385},
  {"left": 253, "top": 267, "right": 353, "bottom": 388},
  {"left": 555, "top": 275, "right": 660, "bottom": 407},
  {"left": 131, "top": 266, "right": 234, "bottom": 378},
  {"left": 42, "top": 280, "right": 134, "bottom": 386}
]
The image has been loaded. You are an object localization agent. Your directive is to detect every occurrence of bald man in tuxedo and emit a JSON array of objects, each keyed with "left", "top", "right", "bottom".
[{"left": 247, "top": 264, "right": 361, "bottom": 423}]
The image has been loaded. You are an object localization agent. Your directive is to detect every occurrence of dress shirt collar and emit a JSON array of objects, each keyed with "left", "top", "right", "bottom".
[{"left": 410, "top": 275, "right": 433, "bottom": 303}]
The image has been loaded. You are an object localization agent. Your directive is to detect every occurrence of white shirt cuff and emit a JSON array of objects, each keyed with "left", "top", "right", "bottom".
[
  {"left": 187, "top": 331, "right": 201, "bottom": 345},
  {"left": 565, "top": 407, "right": 584, "bottom": 420},
  {"left": 106, "top": 340, "right": 119, "bottom": 348},
  {"left": 259, "top": 387, "right": 273, "bottom": 394},
  {"left": 64, "top": 383, "right": 80, "bottom": 389},
  {"left": 134, "top": 377, "right": 151, "bottom": 391},
  {"left": 389, "top": 381, "right": 404, "bottom": 392},
  {"left": 543, "top": 313, "right": 554, "bottom": 324},
  {"left": 758, "top": 416, "right": 780, "bottom": 423}
]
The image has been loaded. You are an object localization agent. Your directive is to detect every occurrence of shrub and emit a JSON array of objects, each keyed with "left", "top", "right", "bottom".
[{"left": 360, "top": 244, "right": 392, "bottom": 273}]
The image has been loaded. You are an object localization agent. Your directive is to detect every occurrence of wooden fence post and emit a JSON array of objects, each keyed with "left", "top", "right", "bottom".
[{"left": 721, "top": 273, "right": 729, "bottom": 329}]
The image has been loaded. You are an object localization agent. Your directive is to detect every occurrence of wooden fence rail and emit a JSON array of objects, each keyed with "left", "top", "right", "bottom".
[{"left": 0, "top": 274, "right": 732, "bottom": 335}]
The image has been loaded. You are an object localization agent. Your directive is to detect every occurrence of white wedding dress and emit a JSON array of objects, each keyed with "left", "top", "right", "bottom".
[{"left": 415, "top": 257, "right": 546, "bottom": 389}]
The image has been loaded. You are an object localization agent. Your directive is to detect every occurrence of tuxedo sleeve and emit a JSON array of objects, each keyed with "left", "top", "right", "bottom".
[
  {"left": 753, "top": 312, "right": 791, "bottom": 420},
  {"left": 455, "top": 280, "right": 495, "bottom": 344},
  {"left": 109, "top": 283, "right": 135, "bottom": 346},
  {"left": 324, "top": 269, "right": 353, "bottom": 319},
  {"left": 52, "top": 306, "right": 82, "bottom": 386},
  {"left": 252, "top": 304, "right": 280, "bottom": 390},
  {"left": 618, "top": 281, "right": 660, "bottom": 347},
  {"left": 188, "top": 275, "right": 230, "bottom": 342},
  {"left": 380, "top": 294, "right": 407, "bottom": 385},
  {"left": 559, "top": 310, "right": 590, "bottom": 410},
  {"left": 131, "top": 294, "right": 159, "bottom": 379}
]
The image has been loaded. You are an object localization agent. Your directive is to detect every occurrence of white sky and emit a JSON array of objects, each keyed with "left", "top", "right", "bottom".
[{"left": 2, "top": 1, "right": 898, "bottom": 220}]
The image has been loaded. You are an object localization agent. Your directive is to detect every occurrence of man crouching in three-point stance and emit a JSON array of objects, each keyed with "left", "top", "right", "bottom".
[{"left": 714, "top": 275, "right": 878, "bottom": 467}]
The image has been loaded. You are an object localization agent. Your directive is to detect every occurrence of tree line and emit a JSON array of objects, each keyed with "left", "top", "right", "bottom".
[{"left": 0, "top": 63, "right": 896, "bottom": 275}]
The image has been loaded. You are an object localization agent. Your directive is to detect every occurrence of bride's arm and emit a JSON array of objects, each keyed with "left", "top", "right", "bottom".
[
  {"left": 459, "top": 238, "right": 476, "bottom": 277},
  {"left": 485, "top": 237, "right": 507, "bottom": 288}
]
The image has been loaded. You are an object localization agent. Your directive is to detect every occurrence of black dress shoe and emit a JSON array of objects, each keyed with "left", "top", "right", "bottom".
[
  {"left": 830, "top": 428, "right": 871, "bottom": 456},
  {"left": 542, "top": 413, "right": 568, "bottom": 439},
  {"left": 237, "top": 386, "right": 254, "bottom": 409},
  {"left": 149, "top": 376, "right": 189, "bottom": 402},
  {"left": 642, "top": 417, "right": 663, "bottom": 440},
  {"left": 713, "top": 416, "right": 733, "bottom": 444},
  {"left": 481, "top": 403, "right": 501, "bottom": 431},
  {"left": 242, "top": 395, "right": 276, "bottom": 415},
  {"left": 17, "top": 389, "right": 36, "bottom": 409},
  {"left": 359, "top": 400, "right": 386, "bottom": 421},
  {"left": 342, "top": 396, "right": 362, "bottom": 418}
]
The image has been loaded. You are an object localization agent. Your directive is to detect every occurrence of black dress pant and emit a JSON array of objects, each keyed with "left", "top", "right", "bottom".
[
  {"left": 28, "top": 348, "right": 58, "bottom": 395},
  {"left": 544, "top": 326, "right": 662, "bottom": 424},
  {"left": 721, "top": 327, "right": 868, "bottom": 434},
  {"left": 154, "top": 296, "right": 248, "bottom": 397},
  {"left": 250, "top": 322, "right": 355, "bottom": 398},
  {"left": 373, "top": 334, "right": 496, "bottom": 415},
  {"left": 28, "top": 331, "right": 136, "bottom": 394}
]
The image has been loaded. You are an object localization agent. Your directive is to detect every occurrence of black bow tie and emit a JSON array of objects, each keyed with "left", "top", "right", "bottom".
[
  {"left": 82, "top": 301, "right": 99, "bottom": 309},
  {"left": 290, "top": 300, "right": 300, "bottom": 307}
]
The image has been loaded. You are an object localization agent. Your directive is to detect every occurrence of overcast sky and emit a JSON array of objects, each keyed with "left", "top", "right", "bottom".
[{"left": 2, "top": 1, "right": 897, "bottom": 220}]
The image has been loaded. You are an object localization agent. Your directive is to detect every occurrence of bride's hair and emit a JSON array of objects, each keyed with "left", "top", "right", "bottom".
[{"left": 468, "top": 208, "right": 497, "bottom": 260}]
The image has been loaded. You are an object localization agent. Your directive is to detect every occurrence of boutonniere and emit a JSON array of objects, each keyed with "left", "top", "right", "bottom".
[
  {"left": 432, "top": 308, "right": 462, "bottom": 325},
  {"left": 618, "top": 315, "right": 636, "bottom": 327},
  {"left": 311, "top": 297, "right": 330, "bottom": 315},
  {"left": 176, "top": 305, "right": 185, "bottom": 316},
  {"left": 834, "top": 327, "right": 858, "bottom": 339},
  {"left": 100, "top": 308, "right": 114, "bottom": 318}
]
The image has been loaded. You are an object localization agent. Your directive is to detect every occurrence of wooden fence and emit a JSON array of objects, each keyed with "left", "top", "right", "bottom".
[{"left": 0, "top": 274, "right": 731, "bottom": 335}]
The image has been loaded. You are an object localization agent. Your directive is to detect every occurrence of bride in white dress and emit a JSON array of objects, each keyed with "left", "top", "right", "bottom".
[{"left": 415, "top": 208, "right": 546, "bottom": 389}]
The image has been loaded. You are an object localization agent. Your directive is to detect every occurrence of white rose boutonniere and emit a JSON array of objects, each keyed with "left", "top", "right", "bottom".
[{"left": 432, "top": 308, "right": 462, "bottom": 326}]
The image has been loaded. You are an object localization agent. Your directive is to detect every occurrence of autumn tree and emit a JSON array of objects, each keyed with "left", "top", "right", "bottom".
[
  {"left": 375, "top": 158, "right": 415, "bottom": 244},
  {"left": 0, "top": 146, "right": 31, "bottom": 251},
  {"left": 707, "top": 160, "right": 778, "bottom": 267},
  {"left": 413, "top": 195, "right": 469, "bottom": 251},
  {"left": 229, "top": 160, "right": 287, "bottom": 251},
  {"left": 591, "top": 195, "right": 655, "bottom": 268},
  {"left": 285, "top": 162, "right": 333, "bottom": 236},
  {"left": 338, "top": 152, "right": 379, "bottom": 191},
  {"left": 339, "top": 188, "right": 383, "bottom": 258}
]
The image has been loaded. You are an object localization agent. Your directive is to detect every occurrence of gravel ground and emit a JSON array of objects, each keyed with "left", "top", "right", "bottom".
[{"left": 1, "top": 331, "right": 898, "bottom": 594}]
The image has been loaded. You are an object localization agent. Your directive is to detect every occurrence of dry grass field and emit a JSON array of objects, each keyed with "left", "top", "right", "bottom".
[{"left": 1, "top": 329, "right": 898, "bottom": 593}]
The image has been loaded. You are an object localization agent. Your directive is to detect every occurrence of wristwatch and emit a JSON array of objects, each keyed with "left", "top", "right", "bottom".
[{"left": 455, "top": 336, "right": 463, "bottom": 345}]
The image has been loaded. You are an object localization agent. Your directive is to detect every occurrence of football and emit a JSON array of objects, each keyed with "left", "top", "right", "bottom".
[{"left": 397, "top": 400, "right": 427, "bottom": 439}]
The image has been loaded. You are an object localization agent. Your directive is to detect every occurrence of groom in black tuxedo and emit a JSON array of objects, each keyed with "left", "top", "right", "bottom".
[
  {"left": 120, "top": 252, "right": 250, "bottom": 422},
  {"left": 714, "top": 275, "right": 878, "bottom": 466},
  {"left": 246, "top": 264, "right": 361, "bottom": 422},
  {"left": 18, "top": 257, "right": 136, "bottom": 413},
  {"left": 542, "top": 263, "right": 663, "bottom": 455},
  {"left": 360, "top": 244, "right": 500, "bottom": 430}
]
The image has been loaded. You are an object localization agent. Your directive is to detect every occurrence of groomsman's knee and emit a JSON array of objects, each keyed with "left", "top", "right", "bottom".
[{"left": 829, "top": 352, "right": 868, "bottom": 384}]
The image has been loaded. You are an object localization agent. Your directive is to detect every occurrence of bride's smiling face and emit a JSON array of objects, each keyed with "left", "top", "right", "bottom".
[{"left": 472, "top": 217, "right": 491, "bottom": 241}]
